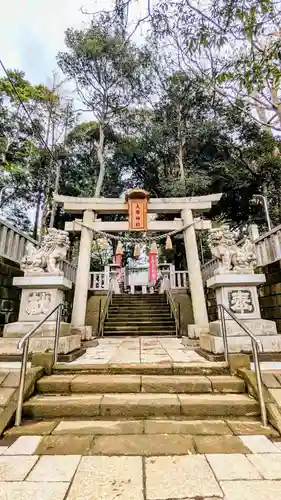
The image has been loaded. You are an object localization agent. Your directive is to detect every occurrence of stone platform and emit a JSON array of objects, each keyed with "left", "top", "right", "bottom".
[
  {"left": 0, "top": 432, "right": 281, "bottom": 499},
  {"left": 0, "top": 335, "right": 81, "bottom": 356}
]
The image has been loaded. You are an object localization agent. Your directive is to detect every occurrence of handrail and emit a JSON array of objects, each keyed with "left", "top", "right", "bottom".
[
  {"left": 15, "top": 302, "right": 63, "bottom": 427},
  {"left": 98, "top": 280, "right": 113, "bottom": 337},
  {"left": 218, "top": 303, "right": 267, "bottom": 427},
  {"left": 164, "top": 277, "right": 180, "bottom": 337}
]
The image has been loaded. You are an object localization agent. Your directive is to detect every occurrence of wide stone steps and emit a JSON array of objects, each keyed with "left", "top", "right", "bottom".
[
  {"left": 102, "top": 331, "right": 177, "bottom": 336},
  {"left": 104, "top": 294, "right": 175, "bottom": 336},
  {"left": 23, "top": 392, "right": 259, "bottom": 419},
  {"left": 107, "top": 315, "right": 173, "bottom": 321},
  {"left": 104, "top": 324, "right": 176, "bottom": 331},
  {"left": 53, "top": 361, "right": 229, "bottom": 375},
  {"left": 36, "top": 374, "right": 246, "bottom": 394}
]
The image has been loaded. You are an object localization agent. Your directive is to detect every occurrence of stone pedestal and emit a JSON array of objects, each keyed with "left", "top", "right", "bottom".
[
  {"left": 200, "top": 273, "right": 281, "bottom": 354},
  {"left": 3, "top": 275, "right": 81, "bottom": 354}
]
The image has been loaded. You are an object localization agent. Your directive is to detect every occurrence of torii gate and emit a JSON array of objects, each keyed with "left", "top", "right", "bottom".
[{"left": 55, "top": 193, "right": 222, "bottom": 336}]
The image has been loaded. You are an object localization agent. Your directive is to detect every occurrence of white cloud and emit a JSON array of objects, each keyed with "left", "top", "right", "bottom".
[{"left": 0, "top": 0, "right": 112, "bottom": 84}]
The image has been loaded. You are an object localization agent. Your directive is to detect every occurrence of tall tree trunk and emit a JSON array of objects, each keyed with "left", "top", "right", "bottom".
[
  {"left": 94, "top": 124, "right": 106, "bottom": 198},
  {"left": 33, "top": 190, "right": 42, "bottom": 240},
  {"left": 176, "top": 105, "right": 186, "bottom": 189}
]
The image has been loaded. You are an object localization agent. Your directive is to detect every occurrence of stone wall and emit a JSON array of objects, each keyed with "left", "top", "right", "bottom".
[
  {"left": 171, "top": 291, "right": 194, "bottom": 336},
  {"left": 257, "top": 261, "right": 281, "bottom": 333},
  {"left": 0, "top": 256, "right": 23, "bottom": 334},
  {"left": 206, "top": 286, "right": 218, "bottom": 322},
  {"left": 86, "top": 292, "right": 107, "bottom": 336}
]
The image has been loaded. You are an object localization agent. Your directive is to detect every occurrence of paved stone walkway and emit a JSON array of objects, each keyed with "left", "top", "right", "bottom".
[
  {"left": 70, "top": 337, "right": 207, "bottom": 365},
  {"left": 0, "top": 435, "right": 281, "bottom": 499}
]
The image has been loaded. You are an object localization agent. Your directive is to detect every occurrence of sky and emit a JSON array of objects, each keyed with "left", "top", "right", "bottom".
[{"left": 0, "top": 0, "right": 114, "bottom": 85}]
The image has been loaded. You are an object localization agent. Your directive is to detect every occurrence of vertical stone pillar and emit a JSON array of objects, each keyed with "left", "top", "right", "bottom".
[
  {"left": 71, "top": 210, "right": 94, "bottom": 328},
  {"left": 182, "top": 208, "right": 209, "bottom": 336}
]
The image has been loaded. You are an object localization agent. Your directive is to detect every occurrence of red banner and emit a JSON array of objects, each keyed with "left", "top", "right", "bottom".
[{"left": 148, "top": 251, "right": 158, "bottom": 282}]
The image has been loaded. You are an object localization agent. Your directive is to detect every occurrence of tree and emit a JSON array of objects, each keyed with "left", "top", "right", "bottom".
[{"left": 57, "top": 16, "right": 151, "bottom": 197}]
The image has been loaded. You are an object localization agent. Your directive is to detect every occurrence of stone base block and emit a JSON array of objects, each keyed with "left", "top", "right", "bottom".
[
  {"left": 0, "top": 334, "right": 81, "bottom": 355},
  {"left": 71, "top": 325, "right": 92, "bottom": 340},
  {"left": 3, "top": 321, "right": 71, "bottom": 338},
  {"left": 188, "top": 324, "right": 209, "bottom": 339},
  {"left": 200, "top": 332, "right": 281, "bottom": 354},
  {"left": 209, "top": 319, "right": 277, "bottom": 337}
]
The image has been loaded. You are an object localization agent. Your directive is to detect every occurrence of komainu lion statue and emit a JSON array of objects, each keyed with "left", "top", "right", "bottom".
[
  {"left": 208, "top": 226, "right": 256, "bottom": 274},
  {"left": 21, "top": 228, "right": 70, "bottom": 276}
]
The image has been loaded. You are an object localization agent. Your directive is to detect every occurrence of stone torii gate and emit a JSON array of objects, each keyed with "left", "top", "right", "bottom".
[{"left": 54, "top": 193, "right": 222, "bottom": 336}]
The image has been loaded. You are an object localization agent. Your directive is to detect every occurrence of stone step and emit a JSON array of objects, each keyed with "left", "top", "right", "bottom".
[
  {"left": 105, "top": 320, "right": 175, "bottom": 325},
  {"left": 109, "top": 306, "right": 170, "bottom": 312},
  {"left": 53, "top": 361, "right": 229, "bottom": 375},
  {"left": 112, "top": 296, "right": 167, "bottom": 300},
  {"left": 23, "top": 393, "right": 259, "bottom": 419},
  {"left": 107, "top": 315, "right": 173, "bottom": 321},
  {"left": 103, "top": 324, "right": 176, "bottom": 331},
  {"left": 103, "top": 331, "right": 176, "bottom": 336},
  {"left": 5, "top": 418, "right": 278, "bottom": 438},
  {"left": 36, "top": 374, "right": 246, "bottom": 394}
]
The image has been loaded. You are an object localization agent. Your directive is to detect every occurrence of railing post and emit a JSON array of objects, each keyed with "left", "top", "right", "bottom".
[
  {"left": 252, "top": 340, "right": 268, "bottom": 427},
  {"left": 219, "top": 305, "right": 230, "bottom": 365},
  {"left": 15, "top": 339, "right": 29, "bottom": 427},
  {"left": 53, "top": 305, "right": 62, "bottom": 364},
  {"left": 97, "top": 298, "right": 102, "bottom": 336},
  {"left": 178, "top": 302, "right": 181, "bottom": 337}
]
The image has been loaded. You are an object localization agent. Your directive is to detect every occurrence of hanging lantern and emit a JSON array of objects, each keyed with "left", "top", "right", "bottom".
[
  {"left": 165, "top": 235, "right": 173, "bottom": 250},
  {"left": 116, "top": 241, "right": 123, "bottom": 255},
  {"left": 150, "top": 242, "right": 158, "bottom": 254},
  {"left": 134, "top": 243, "right": 141, "bottom": 258}
]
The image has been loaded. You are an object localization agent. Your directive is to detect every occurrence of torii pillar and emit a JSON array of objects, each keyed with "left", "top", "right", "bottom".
[
  {"left": 182, "top": 208, "right": 209, "bottom": 338},
  {"left": 71, "top": 210, "right": 94, "bottom": 332}
]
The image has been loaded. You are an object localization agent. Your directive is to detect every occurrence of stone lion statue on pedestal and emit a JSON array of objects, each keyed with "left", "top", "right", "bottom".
[
  {"left": 208, "top": 226, "right": 256, "bottom": 274},
  {"left": 21, "top": 228, "right": 70, "bottom": 276}
]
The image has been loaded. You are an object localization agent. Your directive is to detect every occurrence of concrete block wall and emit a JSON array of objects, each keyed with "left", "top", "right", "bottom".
[
  {"left": 206, "top": 287, "right": 218, "bottom": 322},
  {"left": 0, "top": 256, "right": 23, "bottom": 333},
  {"left": 257, "top": 261, "right": 281, "bottom": 333}
]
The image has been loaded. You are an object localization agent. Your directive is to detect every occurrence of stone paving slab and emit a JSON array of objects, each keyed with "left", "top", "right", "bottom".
[
  {"left": 240, "top": 434, "right": 281, "bottom": 453},
  {"left": 35, "top": 435, "right": 93, "bottom": 455},
  {"left": 89, "top": 434, "right": 196, "bottom": 456},
  {"left": 226, "top": 419, "right": 279, "bottom": 436},
  {"left": 0, "top": 388, "right": 15, "bottom": 407},
  {"left": 145, "top": 455, "right": 223, "bottom": 499},
  {"left": 143, "top": 419, "right": 230, "bottom": 435},
  {"left": 248, "top": 453, "right": 281, "bottom": 478},
  {"left": 1, "top": 371, "right": 20, "bottom": 388},
  {"left": 69, "top": 337, "right": 208, "bottom": 365},
  {"left": 3, "top": 435, "right": 42, "bottom": 455},
  {"left": 100, "top": 393, "right": 181, "bottom": 417},
  {"left": 141, "top": 375, "right": 212, "bottom": 393},
  {"left": 71, "top": 374, "right": 141, "bottom": 393},
  {"left": 66, "top": 456, "right": 144, "bottom": 500},
  {"left": 0, "top": 455, "right": 38, "bottom": 480},
  {"left": 4, "top": 420, "right": 57, "bottom": 437},
  {"left": 206, "top": 453, "right": 262, "bottom": 480},
  {"left": 221, "top": 480, "right": 281, "bottom": 500},
  {"left": 0, "top": 482, "right": 69, "bottom": 500},
  {"left": 27, "top": 455, "right": 81, "bottom": 482},
  {"left": 194, "top": 435, "right": 251, "bottom": 454},
  {"left": 53, "top": 419, "right": 144, "bottom": 435},
  {"left": 208, "top": 375, "right": 245, "bottom": 393}
]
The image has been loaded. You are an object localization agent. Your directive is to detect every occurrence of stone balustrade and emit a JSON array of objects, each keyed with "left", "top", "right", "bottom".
[
  {"left": 201, "top": 225, "right": 281, "bottom": 282},
  {"left": 0, "top": 218, "right": 39, "bottom": 263}
]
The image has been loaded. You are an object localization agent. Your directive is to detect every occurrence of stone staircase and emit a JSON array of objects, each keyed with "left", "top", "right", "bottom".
[
  {"left": 103, "top": 294, "right": 176, "bottom": 336},
  {"left": 14, "top": 361, "right": 278, "bottom": 454}
]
